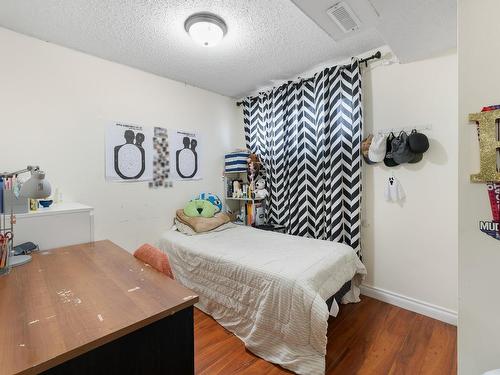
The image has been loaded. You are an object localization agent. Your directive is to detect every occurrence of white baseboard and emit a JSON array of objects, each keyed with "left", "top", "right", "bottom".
[{"left": 360, "top": 284, "right": 457, "bottom": 326}]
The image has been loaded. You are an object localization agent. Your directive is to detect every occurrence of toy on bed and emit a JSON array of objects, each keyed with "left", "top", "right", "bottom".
[
  {"left": 197, "top": 192, "right": 222, "bottom": 212},
  {"left": 175, "top": 196, "right": 232, "bottom": 235},
  {"left": 176, "top": 205, "right": 232, "bottom": 235},
  {"left": 254, "top": 178, "right": 268, "bottom": 199},
  {"left": 184, "top": 199, "right": 216, "bottom": 218}
]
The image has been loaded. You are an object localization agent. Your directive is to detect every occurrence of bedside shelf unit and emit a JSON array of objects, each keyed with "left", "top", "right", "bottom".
[{"left": 223, "top": 170, "right": 265, "bottom": 226}]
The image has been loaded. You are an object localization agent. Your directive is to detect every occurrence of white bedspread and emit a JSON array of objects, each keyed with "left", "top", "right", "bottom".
[{"left": 160, "top": 226, "right": 366, "bottom": 375}]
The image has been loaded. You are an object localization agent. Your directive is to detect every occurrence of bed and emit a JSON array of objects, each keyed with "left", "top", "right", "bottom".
[{"left": 160, "top": 225, "right": 366, "bottom": 375}]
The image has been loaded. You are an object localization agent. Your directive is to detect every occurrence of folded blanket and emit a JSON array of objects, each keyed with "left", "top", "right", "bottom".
[
  {"left": 176, "top": 209, "right": 230, "bottom": 233},
  {"left": 174, "top": 218, "right": 236, "bottom": 236}
]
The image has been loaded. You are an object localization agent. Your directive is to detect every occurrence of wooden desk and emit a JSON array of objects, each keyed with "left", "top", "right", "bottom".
[{"left": 0, "top": 240, "right": 198, "bottom": 375}]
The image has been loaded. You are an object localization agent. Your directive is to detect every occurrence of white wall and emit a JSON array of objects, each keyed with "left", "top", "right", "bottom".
[
  {"left": 0, "top": 27, "right": 242, "bottom": 251},
  {"left": 233, "top": 109, "right": 246, "bottom": 149},
  {"left": 459, "top": 1, "right": 500, "bottom": 373},
  {"left": 362, "top": 51, "right": 458, "bottom": 318}
]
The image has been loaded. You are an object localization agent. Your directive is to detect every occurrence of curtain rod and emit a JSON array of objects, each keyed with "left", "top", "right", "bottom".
[{"left": 235, "top": 51, "right": 382, "bottom": 107}]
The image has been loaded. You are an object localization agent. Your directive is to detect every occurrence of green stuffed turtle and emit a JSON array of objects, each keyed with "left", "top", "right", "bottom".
[{"left": 183, "top": 199, "right": 216, "bottom": 218}]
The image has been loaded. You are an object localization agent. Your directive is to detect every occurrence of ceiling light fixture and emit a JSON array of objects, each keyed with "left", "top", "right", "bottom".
[{"left": 184, "top": 12, "right": 227, "bottom": 47}]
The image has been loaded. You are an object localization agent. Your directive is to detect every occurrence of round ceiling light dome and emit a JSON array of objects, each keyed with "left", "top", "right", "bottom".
[{"left": 184, "top": 12, "right": 227, "bottom": 47}]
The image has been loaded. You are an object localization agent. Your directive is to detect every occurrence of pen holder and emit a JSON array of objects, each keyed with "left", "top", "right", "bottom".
[{"left": 0, "top": 239, "right": 12, "bottom": 276}]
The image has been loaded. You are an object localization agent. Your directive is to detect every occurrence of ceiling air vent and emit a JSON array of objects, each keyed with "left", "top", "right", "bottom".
[{"left": 327, "top": 2, "right": 361, "bottom": 33}]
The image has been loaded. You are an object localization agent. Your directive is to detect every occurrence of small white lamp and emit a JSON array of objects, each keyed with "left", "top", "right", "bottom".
[{"left": 20, "top": 169, "right": 52, "bottom": 199}]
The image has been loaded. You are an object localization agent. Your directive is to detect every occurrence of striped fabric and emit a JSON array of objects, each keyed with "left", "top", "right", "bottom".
[
  {"left": 224, "top": 151, "right": 249, "bottom": 172},
  {"left": 243, "top": 60, "right": 363, "bottom": 256}
]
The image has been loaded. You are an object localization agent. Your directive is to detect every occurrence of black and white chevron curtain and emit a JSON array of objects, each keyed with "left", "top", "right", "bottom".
[{"left": 243, "top": 59, "right": 362, "bottom": 255}]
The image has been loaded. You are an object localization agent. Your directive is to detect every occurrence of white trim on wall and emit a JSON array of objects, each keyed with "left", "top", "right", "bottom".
[{"left": 360, "top": 284, "right": 457, "bottom": 326}]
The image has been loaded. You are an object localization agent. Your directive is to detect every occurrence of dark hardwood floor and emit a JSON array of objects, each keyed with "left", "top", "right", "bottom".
[{"left": 194, "top": 296, "right": 457, "bottom": 375}]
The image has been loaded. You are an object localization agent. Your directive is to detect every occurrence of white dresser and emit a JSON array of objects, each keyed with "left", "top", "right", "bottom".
[{"left": 14, "top": 202, "right": 94, "bottom": 251}]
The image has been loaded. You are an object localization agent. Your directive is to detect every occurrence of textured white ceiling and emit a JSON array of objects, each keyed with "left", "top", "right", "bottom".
[
  {"left": 292, "top": 0, "right": 456, "bottom": 64},
  {"left": 0, "top": 0, "right": 455, "bottom": 98},
  {"left": 369, "top": 0, "right": 456, "bottom": 63}
]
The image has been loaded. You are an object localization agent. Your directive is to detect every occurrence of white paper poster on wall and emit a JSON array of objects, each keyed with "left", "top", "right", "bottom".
[
  {"left": 169, "top": 129, "right": 202, "bottom": 181},
  {"left": 105, "top": 122, "right": 153, "bottom": 182}
]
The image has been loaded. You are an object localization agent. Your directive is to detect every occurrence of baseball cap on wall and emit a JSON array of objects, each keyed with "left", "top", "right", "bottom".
[
  {"left": 408, "top": 129, "right": 430, "bottom": 153},
  {"left": 408, "top": 152, "right": 423, "bottom": 164},
  {"left": 362, "top": 134, "right": 377, "bottom": 165},
  {"left": 368, "top": 133, "right": 387, "bottom": 162},
  {"left": 392, "top": 131, "right": 415, "bottom": 164},
  {"left": 383, "top": 133, "right": 399, "bottom": 167}
]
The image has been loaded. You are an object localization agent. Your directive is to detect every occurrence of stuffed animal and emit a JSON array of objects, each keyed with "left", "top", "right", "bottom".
[
  {"left": 232, "top": 180, "right": 243, "bottom": 198},
  {"left": 254, "top": 178, "right": 268, "bottom": 199},
  {"left": 197, "top": 192, "right": 222, "bottom": 213},
  {"left": 183, "top": 199, "right": 216, "bottom": 218},
  {"left": 247, "top": 153, "right": 260, "bottom": 193},
  {"left": 247, "top": 153, "right": 261, "bottom": 177}
]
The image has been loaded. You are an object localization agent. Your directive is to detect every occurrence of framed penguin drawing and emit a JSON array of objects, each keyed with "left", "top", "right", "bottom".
[
  {"left": 169, "top": 129, "right": 202, "bottom": 181},
  {"left": 105, "top": 122, "right": 153, "bottom": 182}
]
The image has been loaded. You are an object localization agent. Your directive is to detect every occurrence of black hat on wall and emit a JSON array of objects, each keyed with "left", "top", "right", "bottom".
[
  {"left": 392, "top": 131, "right": 415, "bottom": 164},
  {"left": 408, "top": 152, "right": 423, "bottom": 164},
  {"left": 408, "top": 130, "right": 429, "bottom": 153},
  {"left": 383, "top": 133, "right": 399, "bottom": 167}
]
